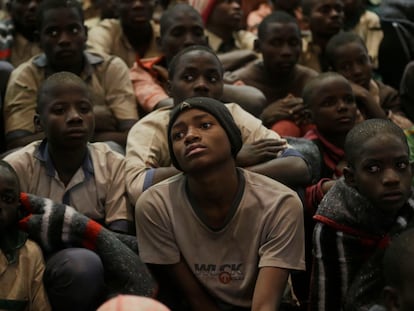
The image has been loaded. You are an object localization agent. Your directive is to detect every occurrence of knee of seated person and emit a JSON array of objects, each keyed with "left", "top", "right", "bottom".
[{"left": 44, "top": 248, "right": 105, "bottom": 311}]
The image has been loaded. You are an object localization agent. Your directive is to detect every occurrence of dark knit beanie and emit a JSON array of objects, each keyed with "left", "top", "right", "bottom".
[{"left": 167, "top": 97, "right": 243, "bottom": 171}]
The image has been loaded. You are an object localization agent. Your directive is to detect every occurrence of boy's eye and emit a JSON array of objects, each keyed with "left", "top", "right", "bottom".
[
  {"left": 396, "top": 161, "right": 409, "bottom": 170},
  {"left": 46, "top": 29, "right": 59, "bottom": 37},
  {"left": 79, "top": 105, "right": 92, "bottom": 113},
  {"left": 320, "top": 99, "right": 335, "bottom": 107},
  {"left": 366, "top": 165, "right": 380, "bottom": 173},
  {"left": 51, "top": 106, "right": 65, "bottom": 114},
  {"left": 183, "top": 74, "right": 194, "bottom": 82},
  {"left": 172, "top": 131, "right": 185, "bottom": 141},
  {"left": 200, "top": 122, "right": 212, "bottom": 129},
  {"left": 71, "top": 26, "right": 80, "bottom": 34},
  {"left": 208, "top": 76, "right": 218, "bottom": 83}
]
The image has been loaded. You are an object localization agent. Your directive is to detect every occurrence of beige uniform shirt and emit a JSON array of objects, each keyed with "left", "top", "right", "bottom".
[
  {"left": 0, "top": 239, "right": 51, "bottom": 311},
  {"left": 4, "top": 51, "right": 138, "bottom": 135},
  {"left": 125, "top": 103, "right": 283, "bottom": 204},
  {"left": 86, "top": 19, "right": 161, "bottom": 67},
  {"left": 4, "top": 141, "right": 132, "bottom": 227},
  {"left": 136, "top": 170, "right": 305, "bottom": 307}
]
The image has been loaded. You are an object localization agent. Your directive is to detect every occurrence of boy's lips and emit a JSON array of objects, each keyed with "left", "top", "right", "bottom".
[
  {"left": 185, "top": 144, "right": 206, "bottom": 157},
  {"left": 381, "top": 191, "right": 404, "bottom": 201}
]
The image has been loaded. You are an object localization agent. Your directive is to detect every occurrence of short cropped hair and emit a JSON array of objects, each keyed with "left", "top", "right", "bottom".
[
  {"left": 257, "top": 11, "right": 299, "bottom": 40},
  {"left": 36, "top": 71, "right": 91, "bottom": 114},
  {"left": 302, "top": 72, "right": 348, "bottom": 108},
  {"left": 159, "top": 3, "right": 202, "bottom": 37},
  {"left": 383, "top": 228, "right": 414, "bottom": 289},
  {"left": 168, "top": 45, "right": 223, "bottom": 79},
  {"left": 37, "top": 0, "right": 84, "bottom": 30},
  {"left": 325, "top": 31, "right": 368, "bottom": 68},
  {"left": 344, "top": 119, "right": 408, "bottom": 167}
]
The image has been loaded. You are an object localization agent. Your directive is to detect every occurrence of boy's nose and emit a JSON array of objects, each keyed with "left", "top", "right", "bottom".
[
  {"left": 67, "top": 108, "right": 82, "bottom": 122},
  {"left": 382, "top": 168, "right": 400, "bottom": 184},
  {"left": 184, "top": 127, "right": 201, "bottom": 144}
]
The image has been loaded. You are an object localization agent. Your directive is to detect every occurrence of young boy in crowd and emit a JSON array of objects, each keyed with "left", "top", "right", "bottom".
[
  {"left": 0, "top": 160, "right": 51, "bottom": 311},
  {"left": 189, "top": 0, "right": 257, "bottom": 53},
  {"left": 86, "top": 0, "right": 161, "bottom": 67},
  {"left": 382, "top": 228, "right": 414, "bottom": 311},
  {"left": 136, "top": 96, "right": 305, "bottom": 311},
  {"left": 130, "top": 3, "right": 264, "bottom": 116},
  {"left": 3, "top": 0, "right": 138, "bottom": 150},
  {"left": 299, "top": 0, "right": 344, "bottom": 72},
  {"left": 311, "top": 119, "right": 414, "bottom": 311},
  {"left": 4, "top": 71, "right": 132, "bottom": 234},
  {"left": 126, "top": 45, "right": 312, "bottom": 204},
  {"left": 225, "top": 11, "right": 318, "bottom": 137},
  {"left": 295, "top": 72, "right": 386, "bottom": 309},
  {"left": 325, "top": 31, "right": 413, "bottom": 129}
]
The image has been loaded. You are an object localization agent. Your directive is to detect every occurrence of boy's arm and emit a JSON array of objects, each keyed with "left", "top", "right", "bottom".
[
  {"left": 247, "top": 152, "right": 312, "bottom": 187},
  {"left": 149, "top": 261, "right": 221, "bottom": 311},
  {"left": 351, "top": 82, "right": 387, "bottom": 119},
  {"left": 251, "top": 267, "right": 289, "bottom": 311}
]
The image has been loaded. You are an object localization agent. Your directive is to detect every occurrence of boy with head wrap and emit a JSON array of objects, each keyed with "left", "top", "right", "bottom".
[{"left": 136, "top": 96, "right": 305, "bottom": 311}]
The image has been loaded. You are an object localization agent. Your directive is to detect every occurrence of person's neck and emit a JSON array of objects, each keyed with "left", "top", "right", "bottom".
[
  {"left": 48, "top": 145, "right": 88, "bottom": 186},
  {"left": 50, "top": 56, "right": 85, "bottom": 77},
  {"left": 207, "top": 24, "right": 234, "bottom": 42},
  {"left": 320, "top": 130, "right": 347, "bottom": 150},
  {"left": 0, "top": 227, "right": 19, "bottom": 252},
  {"left": 311, "top": 33, "right": 332, "bottom": 52},
  {"left": 187, "top": 162, "right": 239, "bottom": 209}
]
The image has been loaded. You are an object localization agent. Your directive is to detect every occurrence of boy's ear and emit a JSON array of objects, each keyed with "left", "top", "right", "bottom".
[
  {"left": 34, "top": 113, "right": 43, "bottom": 133},
  {"left": 383, "top": 286, "right": 400, "bottom": 311},
  {"left": 343, "top": 166, "right": 356, "bottom": 187},
  {"left": 253, "top": 39, "right": 261, "bottom": 53}
]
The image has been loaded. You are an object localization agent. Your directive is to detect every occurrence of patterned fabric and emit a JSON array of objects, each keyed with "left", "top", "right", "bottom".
[
  {"left": 17, "top": 193, "right": 157, "bottom": 297},
  {"left": 310, "top": 179, "right": 414, "bottom": 311}
]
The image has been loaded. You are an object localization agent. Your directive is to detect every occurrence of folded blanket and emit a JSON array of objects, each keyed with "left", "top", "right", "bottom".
[{"left": 17, "top": 193, "right": 157, "bottom": 297}]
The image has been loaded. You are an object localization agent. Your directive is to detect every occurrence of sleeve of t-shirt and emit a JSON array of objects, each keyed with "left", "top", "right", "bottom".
[
  {"left": 258, "top": 193, "right": 305, "bottom": 271},
  {"left": 135, "top": 188, "right": 181, "bottom": 265}
]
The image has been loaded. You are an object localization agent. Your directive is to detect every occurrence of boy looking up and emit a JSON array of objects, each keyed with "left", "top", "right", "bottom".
[
  {"left": 126, "top": 45, "right": 312, "bottom": 203},
  {"left": 4, "top": 72, "right": 132, "bottom": 234},
  {"left": 3, "top": 0, "right": 138, "bottom": 150},
  {"left": 311, "top": 119, "right": 414, "bottom": 311},
  {"left": 0, "top": 160, "right": 51, "bottom": 311},
  {"left": 136, "top": 96, "right": 305, "bottom": 311}
]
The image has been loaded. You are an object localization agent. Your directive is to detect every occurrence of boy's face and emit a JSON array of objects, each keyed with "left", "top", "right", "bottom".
[
  {"left": 309, "top": 0, "right": 344, "bottom": 37},
  {"left": 169, "top": 50, "right": 223, "bottom": 105},
  {"left": 37, "top": 83, "right": 95, "bottom": 150},
  {"left": 310, "top": 76, "right": 356, "bottom": 136},
  {"left": 258, "top": 21, "right": 301, "bottom": 76},
  {"left": 118, "top": 0, "right": 154, "bottom": 27},
  {"left": 159, "top": 10, "right": 208, "bottom": 63},
  {"left": 7, "top": 0, "right": 42, "bottom": 33},
  {"left": 170, "top": 108, "right": 232, "bottom": 172},
  {"left": 331, "top": 41, "right": 372, "bottom": 90},
  {"left": 39, "top": 7, "right": 87, "bottom": 72},
  {"left": 0, "top": 168, "right": 20, "bottom": 234},
  {"left": 208, "top": 0, "right": 242, "bottom": 30},
  {"left": 345, "top": 134, "right": 412, "bottom": 216}
]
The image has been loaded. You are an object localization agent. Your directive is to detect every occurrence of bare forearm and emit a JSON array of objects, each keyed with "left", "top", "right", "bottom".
[
  {"left": 6, "top": 132, "right": 45, "bottom": 151},
  {"left": 248, "top": 157, "right": 311, "bottom": 187}
]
